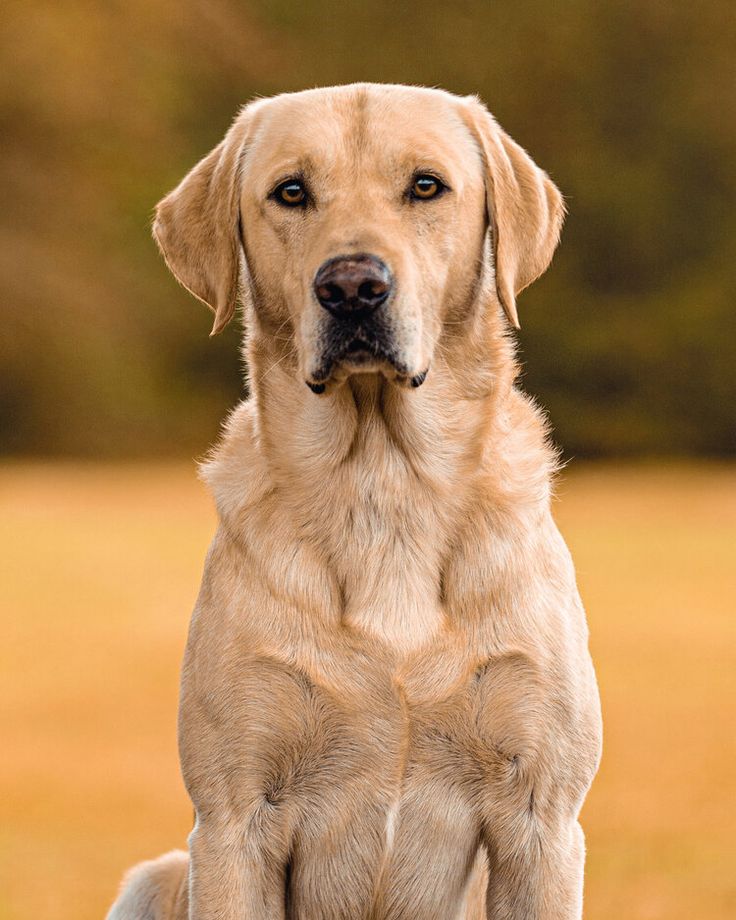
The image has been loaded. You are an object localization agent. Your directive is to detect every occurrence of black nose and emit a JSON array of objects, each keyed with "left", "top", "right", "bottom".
[{"left": 313, "top": 254, "right": 392, "bottom": 318}]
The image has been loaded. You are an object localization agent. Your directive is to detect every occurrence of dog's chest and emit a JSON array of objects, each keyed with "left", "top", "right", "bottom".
[
  {"left": 339, "top": 547, "right": 446, "bottom": 652},
  {"left": 278, "top": 660, "right": 534, "bottom": 920},
  {"left": 182, "top": 567, "right": 582, "bottom": 920},
  {"left": 326, "top": 463, "right": 452, "bottom": 654}
]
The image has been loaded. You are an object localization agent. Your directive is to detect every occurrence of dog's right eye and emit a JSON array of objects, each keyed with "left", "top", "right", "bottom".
[{"left": 271, "top": 179, "right": 308, "bottom": 208}]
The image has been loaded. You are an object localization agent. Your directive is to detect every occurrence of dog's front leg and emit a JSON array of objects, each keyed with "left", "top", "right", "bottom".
[
  {"left": 483, "top": 817, "right": 586, "bottom": 920},
  {"left": 187, "top": 812, "right": 290, "bottom": 920}
]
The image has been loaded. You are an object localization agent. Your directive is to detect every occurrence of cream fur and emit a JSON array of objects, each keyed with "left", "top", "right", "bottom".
[{"left": 107, "top": 83, "right": 601, "bottom": 920}]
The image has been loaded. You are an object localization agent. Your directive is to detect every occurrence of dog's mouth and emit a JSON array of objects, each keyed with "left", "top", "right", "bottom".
[
  {"left": 342, "top": 335, "right": 389, "bottom": 364},
  {"left": 306, "top": 321, "right": 426, "bottom": 393}
]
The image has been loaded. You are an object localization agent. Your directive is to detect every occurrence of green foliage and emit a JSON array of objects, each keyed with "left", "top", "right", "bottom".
[{"left": 2, "top": 0, "right": 734, "bottom": 456}]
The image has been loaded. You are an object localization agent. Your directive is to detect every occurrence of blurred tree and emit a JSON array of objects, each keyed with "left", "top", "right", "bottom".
[{"left": 1, "top": 0, "right": 734, "bottom": 456}]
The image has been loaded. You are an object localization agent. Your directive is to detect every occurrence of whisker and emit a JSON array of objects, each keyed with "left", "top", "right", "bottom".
[
  {"left": 261, "top": 344, "right": 299, "bottom": 382},
  {"left": 432, "top": 339, "right": 465, "bottom": 393}
]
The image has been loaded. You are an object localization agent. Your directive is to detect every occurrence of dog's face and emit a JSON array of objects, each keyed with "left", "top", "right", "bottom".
[
  {"left": 154, "top": 84, "right": 564, "bottom": 393},
  {"left": 240, "top": 87, "right": 486, "bottom": 389}
]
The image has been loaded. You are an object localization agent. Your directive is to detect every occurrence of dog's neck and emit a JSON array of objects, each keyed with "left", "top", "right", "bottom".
[
  {"left": 248, "top": 302, "right": 516, "bottom": 500},
  {"left": 205, "top": 304, "right": 555, "bottom": 652}
]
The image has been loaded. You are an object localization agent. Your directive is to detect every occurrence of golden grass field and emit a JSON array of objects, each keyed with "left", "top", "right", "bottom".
[{"left": 1, "top": 462, "right": 734, "bottom": 920}]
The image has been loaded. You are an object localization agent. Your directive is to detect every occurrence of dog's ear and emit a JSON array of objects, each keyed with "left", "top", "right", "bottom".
[
  {"left": 153, "top": 103, "right": 259, "bottom": 336},
  {"left": 462, "top": 98, "right": 565, "bottom": 329}
]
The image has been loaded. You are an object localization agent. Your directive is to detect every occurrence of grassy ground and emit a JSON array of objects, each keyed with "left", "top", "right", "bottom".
[{"left": 0, "top": 462, "right": 734, "bottom": 920}]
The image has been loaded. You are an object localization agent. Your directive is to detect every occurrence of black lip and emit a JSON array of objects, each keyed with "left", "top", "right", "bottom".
[
  {"left": 313, "top": 335, "right": 409, "bottom": 382},
  {"left": 312, "top": 308, "right": 412, "bottom": 383},
  {"left": 345, "top": 338, "right": 372, "bottom": 354}
]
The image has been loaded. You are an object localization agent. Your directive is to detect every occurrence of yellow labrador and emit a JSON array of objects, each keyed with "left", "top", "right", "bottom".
[{"left": 108, "top": 83, "right": 601, "bottom": 920}]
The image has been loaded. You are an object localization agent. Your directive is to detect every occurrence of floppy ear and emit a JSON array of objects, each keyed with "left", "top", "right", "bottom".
[
  {"left": 463, "top": 98, "right": 565, "bottom": 329},
  {"left": 152, "top": 105, "right": 256, "bottom": 335}
]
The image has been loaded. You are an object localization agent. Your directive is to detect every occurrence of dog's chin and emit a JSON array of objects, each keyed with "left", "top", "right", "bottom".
[
  {"left": 305, "top": 338, "right": 427, "bottom": 394},
  {"left": 306, "top": 346, "right": 428, "bottom": 393}
]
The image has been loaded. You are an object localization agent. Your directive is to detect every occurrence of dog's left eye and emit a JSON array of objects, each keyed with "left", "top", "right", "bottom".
[
  {"left": 272, "top": 179, "right": 308, "bottom": 207},
  {"left": 409, "top": 174, "right": 446, "bottom": 200}
]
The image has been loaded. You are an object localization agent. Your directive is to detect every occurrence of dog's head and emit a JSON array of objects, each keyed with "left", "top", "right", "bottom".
[{"left": 154, "top": 84, "right": 564, "bottom": 392}]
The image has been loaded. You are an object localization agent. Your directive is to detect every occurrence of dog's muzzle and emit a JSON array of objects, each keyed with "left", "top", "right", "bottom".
[{"left": 306, "top": 254, "right": 427, "bottom": 393}]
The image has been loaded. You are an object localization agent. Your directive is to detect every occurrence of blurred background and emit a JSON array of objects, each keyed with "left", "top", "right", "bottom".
[
  {"left": 3, "top": 0, "right": 735, "bottom": 458},
  {"left": 1, "top": 2, "right": 734, "bottom": 919}
]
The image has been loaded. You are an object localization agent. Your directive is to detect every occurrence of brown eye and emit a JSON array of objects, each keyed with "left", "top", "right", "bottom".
[
  {"left": 273, "top": 179, "right": 307, "bottom": 207},
  {"left": 411, "top": 174, "right": 443, "bottom": 200}
]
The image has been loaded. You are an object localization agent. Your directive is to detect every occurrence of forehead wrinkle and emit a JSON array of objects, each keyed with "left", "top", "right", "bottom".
[
  {"left": 244, "top": 86, "right": 482, "bottom": 195},
  {"left": 360, "top": 97, "right": 481, "bottom": 186},
  {"left": 351, "top": 84, "right": 371, "bottom": 157},
  {"left": 249, "top": 95, "right": 349, "bottom": 160},
  {"left": 305, "top": 88, "right": 375, "bottom": 188},
  {"left": 360, "top": 138, "right": 477, "bottom": 195}
]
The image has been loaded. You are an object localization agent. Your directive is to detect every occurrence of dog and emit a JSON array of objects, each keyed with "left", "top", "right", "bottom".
[{"left": 107, "top": 83, "right": 602, "bottom": 920}]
